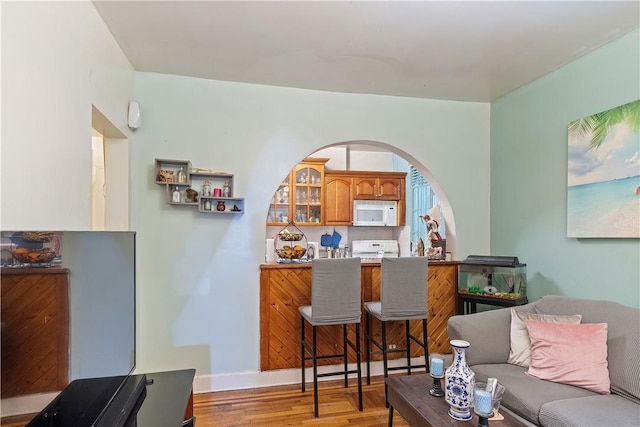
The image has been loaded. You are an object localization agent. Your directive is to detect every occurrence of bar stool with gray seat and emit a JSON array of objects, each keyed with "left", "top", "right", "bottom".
[
  {"left": 364, "top": 257, "right": 429, "bottom": 406},
  {"left": 299, "top": 258, "right": 363, "bottom": 418}
]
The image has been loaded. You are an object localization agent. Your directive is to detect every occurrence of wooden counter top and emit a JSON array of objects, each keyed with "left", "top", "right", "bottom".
[
  {"left": 1, "top": 266, "right": 69, "bottom": 275},
  {"left": 260, "top": 260, "right": 459, "bottom": 269}
]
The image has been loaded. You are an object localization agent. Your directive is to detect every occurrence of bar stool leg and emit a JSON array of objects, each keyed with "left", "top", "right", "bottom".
[
  {"left": 365, "top": 311, "right": 372, "bottom": 385},
  {"left": 312, "top": 326, "right": 319, "bottom": 418},
  {"left": 355, "top": 322, "right": 363, "bottom": 411},
  {"left": 422, "top": 319, "right": 429, "bottom": 374},
  {"left": 382, "top": 320, "right": 389, "bottom": 408},
  {"left": 405, "top": 320, "right": 412, "bottom": 375},
  {"left": 343, "top": 324, "right": 349, "bottom": 388},
  {"left": 301, "top": 316, "right": 306, "bottom": 392}
]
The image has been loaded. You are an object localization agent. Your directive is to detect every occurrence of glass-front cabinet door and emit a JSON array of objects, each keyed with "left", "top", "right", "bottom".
[
  {"left": 267, "top": 175, "right": 291, "bottom": 224},
  {"left": 267, "top": 158, "right": 328, "bottom": 226},
  {"left": 293, "top": 158, "right": 327, "bottom": 225}
]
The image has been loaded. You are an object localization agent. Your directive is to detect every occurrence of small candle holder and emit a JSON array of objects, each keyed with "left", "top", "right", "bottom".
[
  {"left": 476, "top": 412, "right": 491, "bottom": 427},
  {"left": 473, "top": 381, "right": 506, "bottom": 427},
  {"left": 428, "top": 353, "right": 445, "bottom": 397}
]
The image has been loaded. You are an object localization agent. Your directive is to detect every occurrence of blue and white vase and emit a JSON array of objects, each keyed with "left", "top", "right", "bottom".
[{"left": 445, "top": 339, "right": 475, "bottom": 421}]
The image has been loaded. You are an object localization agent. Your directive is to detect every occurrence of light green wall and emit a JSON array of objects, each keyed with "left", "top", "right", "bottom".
[
  {"left": 130, "top": 73, "right": 490, "bottom": 376},
  {"left": 490, "top": 29, "right": 640, "bottom": 308}
]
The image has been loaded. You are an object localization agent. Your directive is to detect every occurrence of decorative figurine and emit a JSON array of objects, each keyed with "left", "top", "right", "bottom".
[
  {"left": 185, "top": 188, "right": 198, "bottom": 203},
  {"left": 158, "top": 169, "right": 175, "bottom": 182},
  {"left": 421, "top": 205, "right": 444, "bottom": 259}
]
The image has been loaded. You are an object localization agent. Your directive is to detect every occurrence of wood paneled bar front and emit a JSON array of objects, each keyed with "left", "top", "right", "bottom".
[
  {"left": 1, "top": 267, "right": 70, "bottom": 398},
  {"left": 259, "top": 261, "right": 458, "bottom": 371}
]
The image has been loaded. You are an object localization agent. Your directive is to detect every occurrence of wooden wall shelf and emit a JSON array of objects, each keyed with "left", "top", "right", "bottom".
[{"left": 155, "top": 158, "right": 244, "bottom": 215}]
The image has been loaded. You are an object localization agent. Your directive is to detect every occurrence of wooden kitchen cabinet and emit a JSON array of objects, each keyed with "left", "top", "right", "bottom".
[
  {"left": 324, "top": 172, "right": 353, "bottom": 226},
  {"left": 259, "top": 261, "right": 458, "bottom": 371},
  {"left": 267, "top": 158, "right": 328, "bottom": 226},
  {"left": 353, "top": 173, "right": 404, "bottom": 200},
  {"left": 267, "top": 175, "right": 292, "bottom": 224}
]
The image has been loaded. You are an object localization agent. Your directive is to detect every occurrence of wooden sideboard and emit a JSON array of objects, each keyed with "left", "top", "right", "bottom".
[
  {"left": 1, "top": 267, "right": 70, "bottom": 398},
  {"left": 259, "top": 261, "right": 458, "bottom": 371}
]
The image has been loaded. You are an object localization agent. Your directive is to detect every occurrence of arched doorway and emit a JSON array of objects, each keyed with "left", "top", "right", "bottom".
[{"left": 264, "top": 140, "right": 456, "bottom": 259}]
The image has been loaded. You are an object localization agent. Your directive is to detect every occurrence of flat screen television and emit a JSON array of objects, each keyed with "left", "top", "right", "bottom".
[{"left": 1, "top": 231, "right": 137, "bottom": 425}]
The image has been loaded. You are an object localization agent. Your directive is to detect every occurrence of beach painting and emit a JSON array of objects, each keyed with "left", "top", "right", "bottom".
[{"left": 567, "top": 99, "right": 640, "bottom": 238}]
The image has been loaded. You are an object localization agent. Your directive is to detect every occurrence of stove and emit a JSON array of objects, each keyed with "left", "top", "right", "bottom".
[{"left": 351, "top": 240, "right": 399, "bottom": 260}]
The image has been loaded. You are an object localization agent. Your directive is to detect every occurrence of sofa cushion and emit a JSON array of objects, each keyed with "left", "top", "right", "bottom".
[
  {"left": 525, "top": 320, "right": 610, "bottom": 394},
  {"left": 448, "top": 305, "right": 535, "bottom": 366},
  {"left": 539, "top": 394, "right": 640, "bottom": 427},
  {"left": 507, "top": 309, "right": 582, "bottom": 368},
  {"left": 532, "top": 295, "right": 640, "bottom": 402},
  {"left": 471, "top": 363, "right": 596, "bottom": 425}
]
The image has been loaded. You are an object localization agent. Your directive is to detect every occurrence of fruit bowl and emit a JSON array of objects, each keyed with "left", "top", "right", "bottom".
[
  {"left": 276, "top": 245, "right": 307, "bottom": 259},
  {"left": 13, "top": 248, "right": 56, "bottom": 264},
  {"left": 278, "top": 229, "right": 303, "bottom": 241}
]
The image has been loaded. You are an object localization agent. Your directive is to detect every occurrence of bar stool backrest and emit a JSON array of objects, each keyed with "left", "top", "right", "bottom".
[
  {"left": 311, "top": 258, "right": 361, "bottom": 325},
  {"left": 381, "top": 257, "right": 428, "bottom": 319}
]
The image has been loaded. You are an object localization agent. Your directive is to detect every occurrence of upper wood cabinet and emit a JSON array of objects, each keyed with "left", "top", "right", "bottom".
[
  {"left": 353, "top": 173, "right": 404, "bottom": 200},
  {"left": 323, "top": 170, "right": 406, "bottom": 226},
  {"left": 324, "top": 172, "right": 354, "bottom": 226}
]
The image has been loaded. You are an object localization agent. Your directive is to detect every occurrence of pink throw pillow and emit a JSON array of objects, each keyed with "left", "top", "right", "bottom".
[{"left": 524, "top": 319, "right": 610, "bottom": 394}]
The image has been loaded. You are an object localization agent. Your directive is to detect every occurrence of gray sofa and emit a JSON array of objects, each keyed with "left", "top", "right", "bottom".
[{"left": 447, "top": 295, "right": 640, "bottom": 427}]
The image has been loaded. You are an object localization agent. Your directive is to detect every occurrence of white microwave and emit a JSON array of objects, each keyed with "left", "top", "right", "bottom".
[{"left": 353, "top": 200, "right": 398, "bottom": 226}]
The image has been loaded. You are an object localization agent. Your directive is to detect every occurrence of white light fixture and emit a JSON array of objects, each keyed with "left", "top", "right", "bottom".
[{"left": 128, "top": 101, "right": 141, "bottom": 129}]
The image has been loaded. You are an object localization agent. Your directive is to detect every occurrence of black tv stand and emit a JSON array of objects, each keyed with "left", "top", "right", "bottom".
[{"left": 27, "top": 369, "right": 195, "bottom": 427}]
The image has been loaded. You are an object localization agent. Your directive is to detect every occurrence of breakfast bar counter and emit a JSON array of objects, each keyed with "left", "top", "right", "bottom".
[{"left": 259, "top": 260, "right": 458, "bottom": 371}]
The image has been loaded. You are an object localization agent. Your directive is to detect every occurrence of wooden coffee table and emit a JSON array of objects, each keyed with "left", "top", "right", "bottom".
[{"left": 386, "top": 374, "right": 525, "bottom": 427}]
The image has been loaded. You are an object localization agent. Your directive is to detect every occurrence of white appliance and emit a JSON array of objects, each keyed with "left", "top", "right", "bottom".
[
  {"left": 352, "top": 240, "right": 399, "bottom": 260},
  {"left": 353, "top": 200, "right": 398, "bottom": 226}
]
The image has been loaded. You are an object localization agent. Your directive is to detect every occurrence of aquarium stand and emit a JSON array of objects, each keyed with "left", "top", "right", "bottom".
[{"left": 457, "top": 292, "right": 528, "bottom": 315}]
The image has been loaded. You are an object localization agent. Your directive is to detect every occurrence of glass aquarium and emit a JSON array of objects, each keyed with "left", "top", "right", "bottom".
[{"left": 458, "top": 255, "right": 526, "bottom": 300}]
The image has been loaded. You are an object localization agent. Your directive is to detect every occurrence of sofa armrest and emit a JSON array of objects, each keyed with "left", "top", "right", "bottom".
[{"left": 447, "top": 308, "right": 512, "bottom": 365}]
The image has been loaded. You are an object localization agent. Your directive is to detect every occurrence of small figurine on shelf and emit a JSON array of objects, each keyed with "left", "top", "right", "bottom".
[
  {"left": 223, "top": 181, "right": 231, "bottom": 197},
  {"left": 158, "top": 169, "right": 175, "bottom": 182},
  {"left": 216, "top": 201, "right": 226, "bottom": 211},
  {"left": 203, "top": 199, "right": 212, "bottom": 211},
  {"left": 185, "top": 188, "right": 198, "bottom": 203}
]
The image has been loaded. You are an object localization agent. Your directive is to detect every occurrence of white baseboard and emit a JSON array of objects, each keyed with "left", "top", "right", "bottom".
[
  {"left": 1, "top": 392, "right": 59, "bottom": 418},
  {"left": 192, "top": 357, "right": 426, "bottom": 393}
]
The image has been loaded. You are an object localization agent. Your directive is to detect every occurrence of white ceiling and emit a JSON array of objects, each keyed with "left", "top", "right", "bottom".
[{"left": 92, "top": 1, "right": 639, "bottom": 102}]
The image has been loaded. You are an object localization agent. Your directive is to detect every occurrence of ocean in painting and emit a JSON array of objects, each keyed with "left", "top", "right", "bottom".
[{"left": 567, "top": 176, "right": 640, "bottom": 238}]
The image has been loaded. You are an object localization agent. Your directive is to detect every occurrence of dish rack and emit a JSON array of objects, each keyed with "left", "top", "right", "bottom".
[{"left": 274, "top": 221, "right": 308, "bottom": 263}]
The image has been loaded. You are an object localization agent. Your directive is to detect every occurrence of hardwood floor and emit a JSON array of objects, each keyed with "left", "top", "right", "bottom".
[{"left": 1, "top": 375, "right": 411, "bottom": 427}]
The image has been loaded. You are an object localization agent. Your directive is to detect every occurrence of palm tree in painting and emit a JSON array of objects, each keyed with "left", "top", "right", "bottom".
[{"left": 568, "top": 99, "right": 640, "bottom": 150}]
